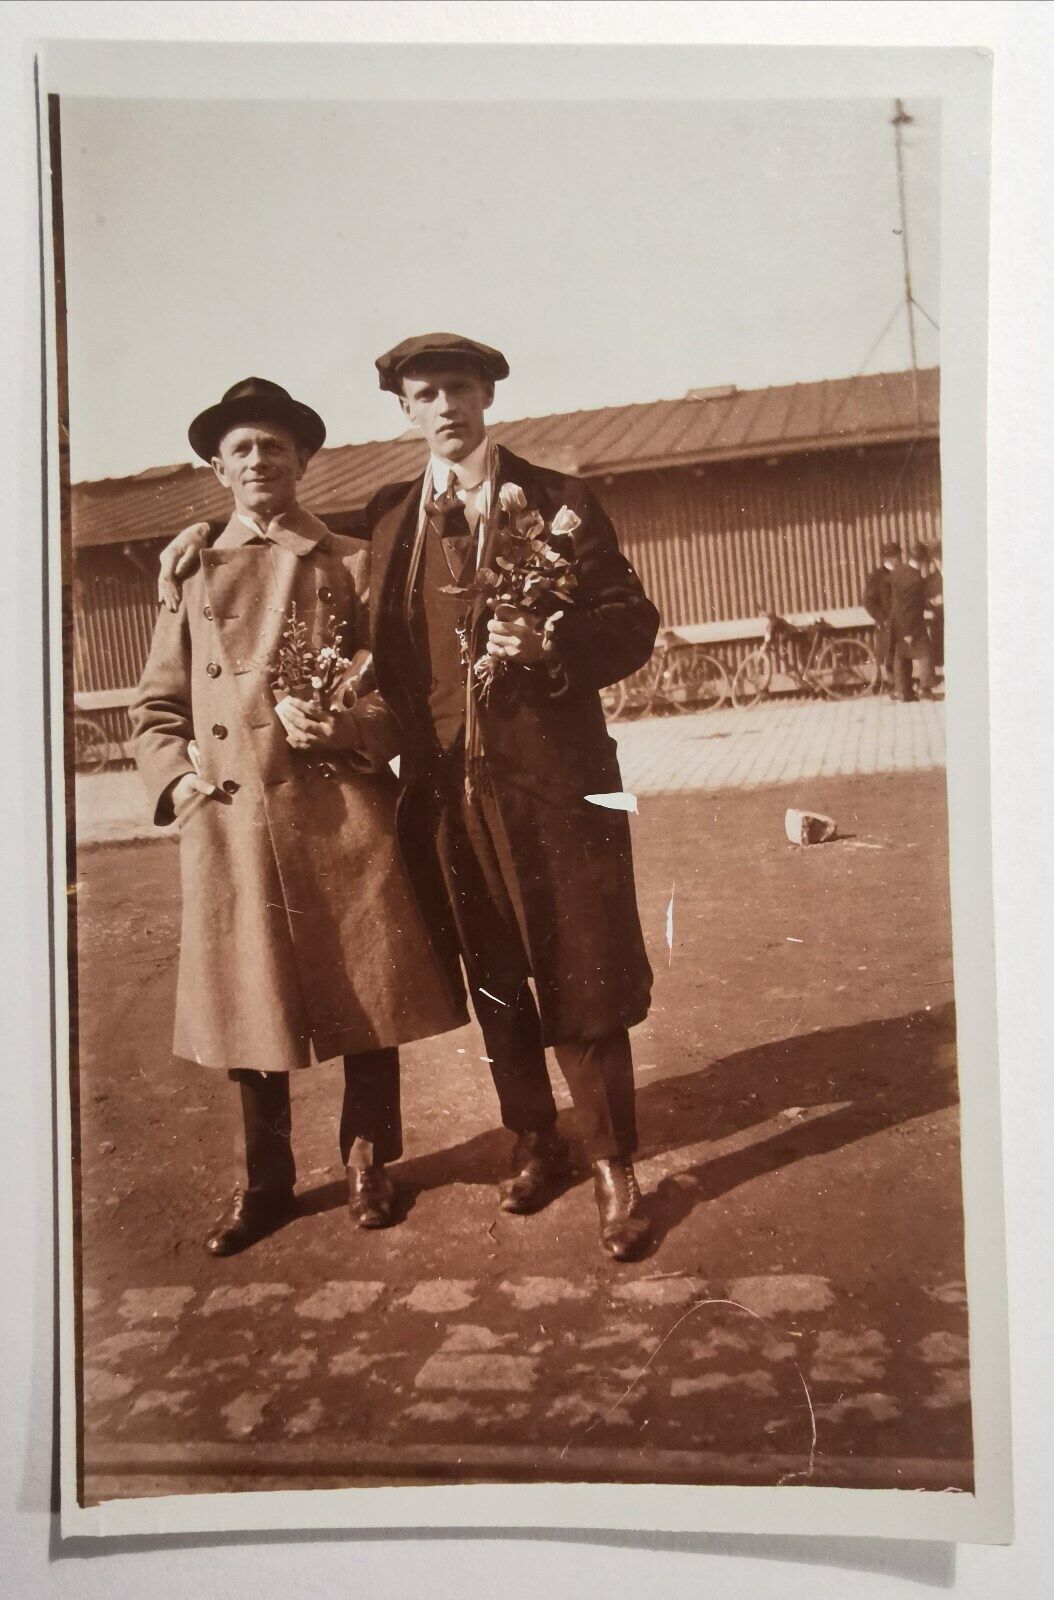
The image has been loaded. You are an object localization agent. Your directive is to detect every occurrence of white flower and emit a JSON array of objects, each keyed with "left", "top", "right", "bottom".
[
  {"left": 499, "top": 482, "right": 528, "bottom": 514},
  {"left": 550, "top": 505, "right": 582, "bottom": 538},
  {"left": 517, "top": 510, "right": 546, "bottom": 540},
  {"left": 310, "top": 675, "right": 323, "bottom": 689}
]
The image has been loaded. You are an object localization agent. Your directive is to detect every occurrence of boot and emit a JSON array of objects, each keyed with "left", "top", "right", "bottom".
[
  {"left": 204, "top": 1186, "right": 296, "bottom": 1257},
  {"left": 592, "top": 1158, "right": 651, "bottom": 1261},
  {"left": 498, "top": 1129, "right": 573, "bottom": 1214},
  {"left": 347, "top": 1163, "right": 397, "bottom": 1229}
]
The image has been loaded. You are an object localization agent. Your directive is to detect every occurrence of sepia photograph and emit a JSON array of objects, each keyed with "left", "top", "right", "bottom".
[{"left": 40, "top": 39, "right": 1008, "bottom": 1541}]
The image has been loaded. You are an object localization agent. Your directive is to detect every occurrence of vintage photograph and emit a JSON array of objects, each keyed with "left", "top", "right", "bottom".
[{"left": 43, "top": 44, "right": 1004, "bottom": 1537}]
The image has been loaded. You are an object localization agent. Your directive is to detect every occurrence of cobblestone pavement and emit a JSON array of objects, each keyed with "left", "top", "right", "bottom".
[
  {"left": 82, "top": 1261, "right": 971, "bottom": 1501},
  {"left": 612, "top": 695, "right": 945, "bottom": 797},
  {"left": 73, "top": 695, "right": 945, "bottom": 845},
  {"left": 73, "top": 768, "right": 967, "bottom": 1504}
]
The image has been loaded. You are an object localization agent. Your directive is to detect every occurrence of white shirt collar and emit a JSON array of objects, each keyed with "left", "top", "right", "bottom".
[{"left": 430, "top": 435, "right": 491, "bottom": 497}]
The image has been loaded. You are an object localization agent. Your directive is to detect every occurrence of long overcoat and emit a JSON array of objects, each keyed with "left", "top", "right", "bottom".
[
  {"left": 130, "top": 509, "right": 467, "bottom": 1074},
  {"left": 363, "top": 444, "right": 659, "bottom": 1045}
]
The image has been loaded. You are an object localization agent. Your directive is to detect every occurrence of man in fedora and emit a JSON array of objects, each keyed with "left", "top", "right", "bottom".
[
  {"left": 133, "top": 377, "right": 466, "bottom": 1256},
  {"left": 159, "top": 340, "right": 660, "bottom": 1260}
]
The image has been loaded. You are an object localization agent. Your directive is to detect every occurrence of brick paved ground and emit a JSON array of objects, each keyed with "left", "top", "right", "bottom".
[
  {"left": 73, "top": 695, "right": 945, "bottom": 844},
  {"left": 71, "top": 753, "right": 967, "bottom": 1504}
]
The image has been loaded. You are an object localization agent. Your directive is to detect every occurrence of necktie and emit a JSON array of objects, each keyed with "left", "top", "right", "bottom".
[{"left": 425, "top": 481, "right": 476, "bottom": 585}]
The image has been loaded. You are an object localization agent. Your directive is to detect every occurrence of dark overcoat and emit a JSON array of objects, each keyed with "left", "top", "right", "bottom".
[
  {"left": 362, "top": 444, "right": 659, "bottom": 1045},
  {"left": 130, "top": 509, "right": 467, "bottom": 1074},
  {"left": 888, "top": 561, "right": 930, "bottom": 646}
]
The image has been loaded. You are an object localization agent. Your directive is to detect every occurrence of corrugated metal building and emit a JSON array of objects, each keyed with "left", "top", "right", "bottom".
[{"left": 71, "top": 366, "right": 940, "bottom": 750}]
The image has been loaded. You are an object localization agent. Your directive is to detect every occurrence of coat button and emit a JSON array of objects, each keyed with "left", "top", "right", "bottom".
[
  {"left": 206, "top": 662, "right": 221, "bottom": 678},
  {"left": 317, "top": 586, "right": 333, "bottom": 602},
  {"left": 203, "top": 605, "right": 213, "bottom": 620},
  {"left": 222, "top": 779, "right": 239, "bottom": 794},
  {"left": 212, "top": 724, "right": 228, "bottom": 740}
]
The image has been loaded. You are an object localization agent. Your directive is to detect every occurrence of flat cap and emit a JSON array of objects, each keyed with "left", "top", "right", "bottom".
[{"left": 375, "top": 332, "right": 509, "bottom": 394}]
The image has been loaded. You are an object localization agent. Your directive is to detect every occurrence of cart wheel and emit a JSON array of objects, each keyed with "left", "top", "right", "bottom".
[
  {"left": 815, "top": 638, "right": 878, "bottom": 700},
  {"left": 731, "top": 649, "right": 772, "bottom": 709},
  {"left": 599, "top": 680, "right": 629, "bottom": 721},
  {"left": 74, "top": 713, "right": 115, "bottom": 774}
]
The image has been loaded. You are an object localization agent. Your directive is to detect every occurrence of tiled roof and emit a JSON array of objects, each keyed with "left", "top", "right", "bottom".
[{"left": 72, "top": 367, "right": 938, "bottom": 549}]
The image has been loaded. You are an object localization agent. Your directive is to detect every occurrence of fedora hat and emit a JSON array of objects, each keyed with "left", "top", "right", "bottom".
[
  {"left": 188, "top": 377, "right": 326, "bottom": 461},
  {"left": 375, "top": 332, "right": 509, "bottom": 394}
]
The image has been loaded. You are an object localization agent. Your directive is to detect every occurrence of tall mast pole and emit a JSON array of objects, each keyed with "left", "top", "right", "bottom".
[{"left": 891, "top": 99, "right": 921, "bottom": 422}]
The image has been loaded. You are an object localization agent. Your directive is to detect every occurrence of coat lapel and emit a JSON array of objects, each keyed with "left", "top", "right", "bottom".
[{"left": 370, "top": 475, "right": 427, "bottom": 645}]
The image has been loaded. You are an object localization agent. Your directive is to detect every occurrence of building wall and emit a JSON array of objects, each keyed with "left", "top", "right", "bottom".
[
  {"left": 598, "top": 440, "right": 941, "bottom": 630},
  {"left": 71, "top": 440, "right": 940, "bottom": 753}
]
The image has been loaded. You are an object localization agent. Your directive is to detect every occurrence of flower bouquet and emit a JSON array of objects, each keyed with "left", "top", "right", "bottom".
[
  {"left": 272, "top": 603, "right": 359, "bottom": 712},
  {"left": 441, "top": 481, "right": 581, "bottom": 702}
]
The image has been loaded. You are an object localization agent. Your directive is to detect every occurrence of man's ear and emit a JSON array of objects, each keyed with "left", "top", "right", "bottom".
[
  {"left": 211, "top": 455, "right": 229, "bottom": 489},
  {"left": 398, "top": 394, "right": 414, "bottom": 424},
  {"left": 296, "top": 448, "right": 311, "bottom": 480},
  {"left": 482, "top": 382, "right": 495, "bottom": 409}
]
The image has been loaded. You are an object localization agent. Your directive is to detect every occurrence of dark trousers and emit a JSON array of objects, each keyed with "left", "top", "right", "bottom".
[
  {"left": 229, "top": 1049, "right": 401, "bottom": 1194},
  {"left": 893, "top": 631, "right": 936, "bottom": 699},
  {"left": 433, "top": 763, "right": 637, "bottom": 1160}
]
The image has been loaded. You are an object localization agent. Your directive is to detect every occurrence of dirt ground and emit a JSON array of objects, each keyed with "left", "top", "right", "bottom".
[{"left": 69, "top": 769, "right": 971, "bottom": 1497}]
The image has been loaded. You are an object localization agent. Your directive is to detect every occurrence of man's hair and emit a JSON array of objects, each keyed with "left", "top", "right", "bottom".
[
  {"left": 909, "top": 542, "right": 929, "bottom": 564},
  {"left": 880, "top": 541, "right": 902, "bottom": 561}
]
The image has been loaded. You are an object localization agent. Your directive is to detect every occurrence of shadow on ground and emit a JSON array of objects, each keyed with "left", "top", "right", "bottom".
[{"left": 295, "top": 1003, "right": 957, "bottom": 1255}]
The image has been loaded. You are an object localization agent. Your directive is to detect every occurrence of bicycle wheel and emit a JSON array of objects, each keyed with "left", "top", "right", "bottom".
[
  {"left": 599, "top": 680, "right": 629, "bottom": 721},
  {"left": 74, "top": 713, "right": 114, "bottom": 774},
  {"left": 660, "top": 647, "right": 730, "bottom": 712},
  {"left": 814, "top": 638, "right": 878, "bottom": 700},
  {"left": 731, "top": 648, "right": 772, "bottom": 709}
]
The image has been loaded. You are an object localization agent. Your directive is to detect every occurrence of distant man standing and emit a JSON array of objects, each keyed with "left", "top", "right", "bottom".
[
  {"left": 862, "top": 541, "right": 901, "bottom": 693},
  {"left": 924, "top": 540, "right": 944, "bottom": 674},
  {"left": 888, "top": 543, "right": 938, "bottom": 702},
  {"left": 364, "top": 334, "right": 660, "bottom": 1260}
]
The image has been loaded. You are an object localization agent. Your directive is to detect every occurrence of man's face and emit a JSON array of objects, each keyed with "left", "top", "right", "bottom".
[
  {"left": 211, "top": 424, "right": 308, "bottom": 519},
  {"left": 398, "top": 366, "right": 493, "bottom": 462}
]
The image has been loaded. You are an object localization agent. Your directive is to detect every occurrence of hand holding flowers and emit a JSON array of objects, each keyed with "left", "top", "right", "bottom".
[
  {"left": 444, "top": 483, "right": 582, "bottom": 700},
  {"left": 272, "top": 603, "right": 373, "bottom": 753}
]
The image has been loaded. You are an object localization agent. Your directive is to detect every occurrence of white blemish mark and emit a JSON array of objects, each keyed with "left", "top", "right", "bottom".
[
  {"left": 665, "top": 883, "right": 675, "bottom": 965},
  {"left": 559, "top": 1295, "right": 818, "bottom": 1486},
  {"left": 480, "top": 1056, "right": 494, "bottom": 1063},
  {"left": 478, "top": 988, "right": 508, "bottom": 1007},
  {"left": 786, "top": 937, "right": 804, "bottom": 943},
  {"left": 585, "top": 791, "right": 638, "bottom": 813}
]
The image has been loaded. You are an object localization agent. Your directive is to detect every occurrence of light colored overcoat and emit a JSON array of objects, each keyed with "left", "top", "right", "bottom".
[{"left": 130, "top": 508, "right": 467, "bottom": 1072}]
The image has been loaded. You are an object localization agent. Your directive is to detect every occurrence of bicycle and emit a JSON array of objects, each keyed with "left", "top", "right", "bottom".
[
  {"left": 731, "top": 613, "right": 877, "bottom": 709},
  {"left": 600, "top": 631, "right": 731, "bottom": 720},
  {"left": 73, "top": 710, "right": 120, "bottom": 774}
]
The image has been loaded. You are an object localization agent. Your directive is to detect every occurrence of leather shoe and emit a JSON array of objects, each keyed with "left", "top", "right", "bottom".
[
  {"left": 498, "top": 1129, "right": 573, "bottom": 1214},
  {"left": 204, "top": 1186, "right": 296, "bottom": 1257},
  {"left": 347, "top": 1163, "right": 397, "bottom": 1229},
  {"left": 592, "top": 1158, "right": 651, "bottom": 1261}
]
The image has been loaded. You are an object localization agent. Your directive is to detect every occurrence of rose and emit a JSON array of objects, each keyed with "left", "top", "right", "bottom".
[
  {"left": 514, "top": 510, "right": 546, "bottom": 541},
  {"left": 498, "top": 482, "right": 528, "bottom": 514},
  {"left": 550, "top": 505, "right": 582, "bottom": 539}
]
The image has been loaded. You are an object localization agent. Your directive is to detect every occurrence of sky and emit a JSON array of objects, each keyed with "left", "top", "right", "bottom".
[{"left": 59, "top": 94, "right": 939, "bottom": 483}]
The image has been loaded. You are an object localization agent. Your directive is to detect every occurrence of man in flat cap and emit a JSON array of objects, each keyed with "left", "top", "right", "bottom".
[
  {"left": 366, "top": 333, "right": 659, "bottom": 1259},
  {"left": 159, "top": 340, "right": 660, "bottom": 1260},
  {"left": 134, "top": 378, "right": 466, "bottom": 1256}
]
